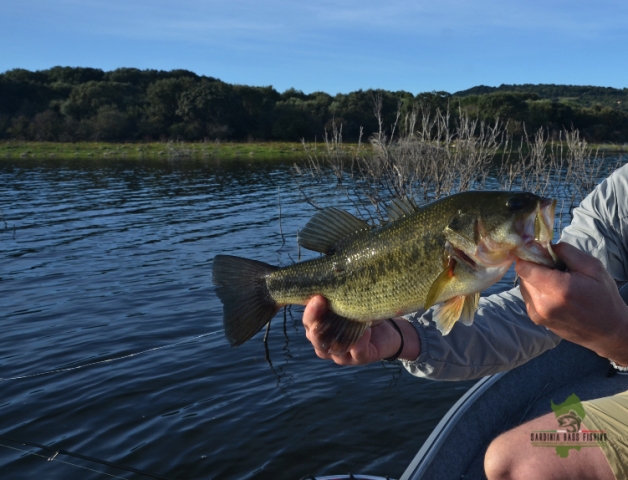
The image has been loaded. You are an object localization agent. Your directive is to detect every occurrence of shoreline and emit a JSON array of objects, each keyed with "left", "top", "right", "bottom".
[
  {"left": 1, "top": 140, "right": 625, "bottom": 160},
  {"left": 0, "top": 140, "right": 364, "bottom": 160}
]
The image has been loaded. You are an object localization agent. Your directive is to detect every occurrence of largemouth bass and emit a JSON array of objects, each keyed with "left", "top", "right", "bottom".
[{"left": 213, "top": 191, "right": 559, "bottom": 354}]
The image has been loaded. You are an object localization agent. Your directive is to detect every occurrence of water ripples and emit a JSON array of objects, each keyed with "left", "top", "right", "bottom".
[{"left": 3, "top": 156, "right": 555, "bottom": 479}]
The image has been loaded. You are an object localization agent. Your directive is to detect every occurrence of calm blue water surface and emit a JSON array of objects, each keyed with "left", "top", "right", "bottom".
[{"left": 2, "top": 155, "right": 607, "bottom": 479}]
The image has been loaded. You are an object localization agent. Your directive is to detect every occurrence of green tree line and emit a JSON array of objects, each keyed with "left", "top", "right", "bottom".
[{"left": 1, "top": 67, "right": 627, "bottom": 143}]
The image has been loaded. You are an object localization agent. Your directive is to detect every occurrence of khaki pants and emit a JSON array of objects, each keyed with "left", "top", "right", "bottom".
[{"left": 583, "top": 389, "right": 628, "bottom": 480}]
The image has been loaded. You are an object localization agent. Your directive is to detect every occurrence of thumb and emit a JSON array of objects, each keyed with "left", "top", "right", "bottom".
[
  {"left": 306, "top": 295, "right": 328, "bottom": 316},
  {"left": 552, "top": 242, "right": 600, "bottom": 277},
  {"left": 303, "top": 295, "right": 328, "bottom": 329}
]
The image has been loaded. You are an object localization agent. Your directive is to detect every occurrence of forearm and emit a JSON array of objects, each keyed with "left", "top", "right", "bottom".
[
  {"left": 387, "top": 318, "right": 421, "bottom": 361},
  {"left": 603, "top": 323, "right": 628, "bottom": 367},
  {"left": 401, "top": 288, "right": 561, "bottom": 381},
  {"left": 581, "top": 302, "right": 628, "bottom": 367}
]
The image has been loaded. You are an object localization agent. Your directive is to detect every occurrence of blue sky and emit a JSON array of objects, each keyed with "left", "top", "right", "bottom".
[{"left": 2, "top": 0, "right": 627, "bottom": 95}]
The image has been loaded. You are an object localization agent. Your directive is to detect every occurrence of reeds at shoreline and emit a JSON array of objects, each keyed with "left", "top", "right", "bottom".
[{"left": 295, "top": 106, "right": 626, "bottom": 227}]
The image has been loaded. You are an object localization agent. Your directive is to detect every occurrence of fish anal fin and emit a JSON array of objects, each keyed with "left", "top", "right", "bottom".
[
  {"left": 313, "top": 310, "right": 368, "bottom": 355},
  {"left": 432, "top": 296, "right": 466, "bottom": 335},
  {"left": 298, "top": 208, "right": 370, "bottom": 254},
  {"left": 459, "top": 292, "right": 480, "bottom": 326},
  {"left": 424, "top": 263, "right": 455, "bottom": 310}
]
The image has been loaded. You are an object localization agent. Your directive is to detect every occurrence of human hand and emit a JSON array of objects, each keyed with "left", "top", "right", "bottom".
[
  {"left": 516, "top": 242, "right": 628, "bottom": 365},
  {"left": 302, "top": 296, "right": 420, "bottom": 366}
]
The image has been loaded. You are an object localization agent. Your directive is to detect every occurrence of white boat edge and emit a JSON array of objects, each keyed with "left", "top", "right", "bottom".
[{"left": 398, "top": 372, "right": 505, "bottom": 480}]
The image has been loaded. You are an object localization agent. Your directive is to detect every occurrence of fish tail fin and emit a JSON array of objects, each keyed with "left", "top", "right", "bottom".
[{"left": 212, "top": 255, "right": 280, "bottom": 346}]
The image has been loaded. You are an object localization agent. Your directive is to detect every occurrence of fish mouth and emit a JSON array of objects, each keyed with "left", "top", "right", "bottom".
[
  {"left": 448, "top": 196, "right": 560, "bottom": 271},
  {"left": 451, "top": 246, "right": 478, "bottom": 269},
  {"left": 515, "top": 197, "right": 558, "bottom": 267}
]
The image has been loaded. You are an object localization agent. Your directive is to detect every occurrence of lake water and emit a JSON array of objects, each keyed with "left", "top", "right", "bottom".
[{"left": 0, "top": 156, "right": 618, "bottom": 480}]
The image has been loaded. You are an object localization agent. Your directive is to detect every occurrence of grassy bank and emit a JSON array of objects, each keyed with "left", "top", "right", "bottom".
[
  {"left": 1, "top": 140, "right": 624, "bottom": 161},
  {"left": 0, "top": 141, "right": 364, "bottom": 160}
]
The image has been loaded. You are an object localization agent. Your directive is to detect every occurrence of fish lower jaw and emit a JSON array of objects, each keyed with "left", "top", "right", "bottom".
[
  {"left": 515, "top": 241, "right": 555, "bottom": 267},
  {"left": 470, "top": 264, "right": 512, "bottom": 291},
  {"left": 464, "top": 244, "right": 515, "bottom": 269}
]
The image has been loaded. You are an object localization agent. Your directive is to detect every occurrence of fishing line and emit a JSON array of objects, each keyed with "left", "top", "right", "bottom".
[
  {"left": 0, "top": 330, "right": 223, "bottom": 382},
  {"left": 0, "top": 441, "right": 128, "bottom": 479},
  {"left": 0, "top": 436, "right": 177, "bottom": 480}
]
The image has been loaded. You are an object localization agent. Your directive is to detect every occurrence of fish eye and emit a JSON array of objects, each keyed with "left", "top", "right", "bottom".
[{"left": 506, "top": 197, "right": 524, "bottom": 210}]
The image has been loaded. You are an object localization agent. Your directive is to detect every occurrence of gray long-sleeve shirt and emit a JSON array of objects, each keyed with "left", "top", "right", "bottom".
[{"left": 403, "top": 162, "right": 628, "bottom": 381}]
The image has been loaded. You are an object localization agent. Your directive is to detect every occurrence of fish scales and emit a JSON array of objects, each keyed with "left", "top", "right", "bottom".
[{"left": 267, "top": 200, "right": 450, "bottom": 321}]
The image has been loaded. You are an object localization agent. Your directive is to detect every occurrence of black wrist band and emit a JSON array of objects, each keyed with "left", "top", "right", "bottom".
[{"left": 383, "top": 318, "right": 404, "bottom": 362}]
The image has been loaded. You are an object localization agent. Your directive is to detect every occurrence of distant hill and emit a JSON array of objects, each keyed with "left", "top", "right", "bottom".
[
  {"left": 1, "top": 67, "right": 627, "bottom": 143},
  {"left": 454, "top": 84, "right": 628, "bottom": 112}
]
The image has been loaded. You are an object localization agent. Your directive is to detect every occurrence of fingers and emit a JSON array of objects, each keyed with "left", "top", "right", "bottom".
[
  {"left": 302, "top": 296, "right": 322, "bottom": 340},
  {"left": 303, "top": 295, "right": 331, "bottom": 357},
  {"left": 514, "top": 258, "right": 539, "bottom": 282},
  {"left": 515, "top": 242, "right": 581, "bottom": 293},
  {"left": 516, "top": 242, "right": 602, "bottom": 282},
  {"left": 516, "top": 243, "right": 612, "bottom": 330},
  {"left": 552, "top": 242, "right": 603, "bottom": 277},
  {"left": 303, "top": 295, "right": 331, "bottom": 348},
  {"left": 303, "top": 295, "right": 370, "bottom": 365},
  {"left": 515, "top": 256, "right": 564, "bottom": 326},
  {"left": 517, "top": 278, "right": 541, "bottom": 324},
  {"left": 303, "top": 296, "right": 404, "bottom": 366},
  {"left": 331, "top": 328, "right": 376, "bottom": 365},
  {"left": 311, "top": 327, "right": 375, "bottom": 365},
  {"left": 516, "top": 243, "right": 609, "bottom": 306},
  {"left": 324, "top": 319, "right": 400, "bottom": 365},
  {"left": 515, "top": 258, "right": 563, "bottom": 298},
  {"left": 303, "top": 295, "right": 327, "bottom": 332}
]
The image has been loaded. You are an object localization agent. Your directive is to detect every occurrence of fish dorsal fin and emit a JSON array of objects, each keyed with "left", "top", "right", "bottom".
[
  {"left": 298, "top": 208, "right": 370, "bottom": 254},
  {"left": 386, "top": 197, "right": 420, "bottom": 222}
]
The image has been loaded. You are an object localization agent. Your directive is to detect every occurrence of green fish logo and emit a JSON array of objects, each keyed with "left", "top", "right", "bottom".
[
  {"left": 556, "top": 410, "right": 582, "bottom": 433},
  {"left": 550, "top": 394, "right": 586, "bottom": 457}
]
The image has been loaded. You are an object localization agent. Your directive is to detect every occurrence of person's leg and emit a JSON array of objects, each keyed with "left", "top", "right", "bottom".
[
  {"left": 484, "top": 411, "right": 615, "bottom": 480},
  {"left": 581, "top": 391, "right": 628, "bottom": 480}
]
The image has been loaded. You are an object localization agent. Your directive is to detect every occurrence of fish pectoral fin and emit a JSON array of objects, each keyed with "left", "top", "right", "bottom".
[
  {"left": 432, "top": 296, "right": 466, "bottom": 335},
  {"left": 459, "top": 292, "right": 480, "bottom": 326},
  {"left": 424, "top": 264, "right": 455, "bottom": 310},
  {"left": 298, "top": 208, "right": 370, "bottom": 254},
  {"left": 313, "top": 310, "right": 368, "bottom": 356},
  {"left": 432, "top": 293, "right": 479, "bottom": 334}
]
